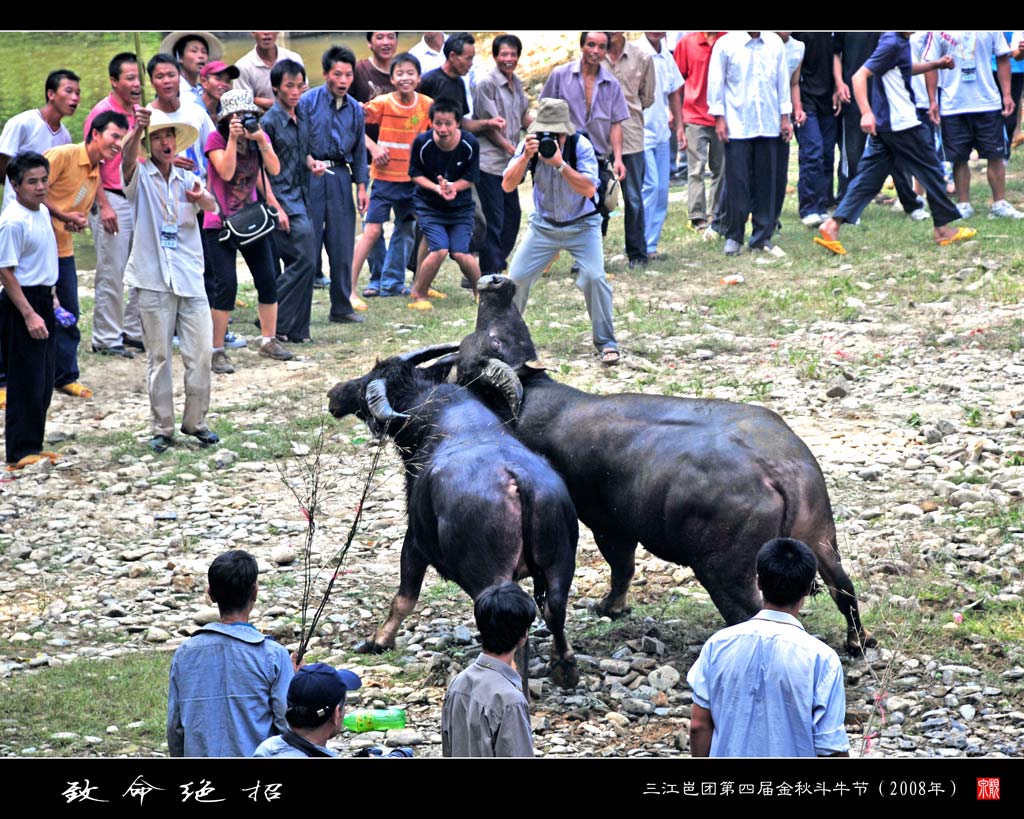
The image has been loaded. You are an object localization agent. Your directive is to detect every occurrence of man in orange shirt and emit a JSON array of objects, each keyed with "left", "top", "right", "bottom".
[
  {"left": 350, "top": 53, "right": 433, "bottom": 305},
  {"left": 44, "top": 111, "right": 130, "bottom": 399}
]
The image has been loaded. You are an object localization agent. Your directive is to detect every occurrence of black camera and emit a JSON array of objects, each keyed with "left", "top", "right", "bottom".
[
  {"left": 537, "top": 131, "right": 559, "bottom": 158},
  {"left": 240, "top": 113, "right": 260, "bottom": 134}
]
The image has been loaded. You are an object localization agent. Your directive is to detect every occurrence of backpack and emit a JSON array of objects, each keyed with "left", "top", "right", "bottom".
[{"left": 528, "top": 131, "right": 620, "bottom": 216}]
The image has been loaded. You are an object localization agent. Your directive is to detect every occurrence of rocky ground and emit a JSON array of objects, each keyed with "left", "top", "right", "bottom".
[{"left": 2, "top": 194, "right": 1024, "bottom": 758}]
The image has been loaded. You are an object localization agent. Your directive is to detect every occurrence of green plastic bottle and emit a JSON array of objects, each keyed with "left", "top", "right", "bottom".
[{"left": 343, "top": 707, "right": 407, "bottom": 733}]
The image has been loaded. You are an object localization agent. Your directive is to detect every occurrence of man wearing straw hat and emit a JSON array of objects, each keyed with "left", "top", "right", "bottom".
[
  {"left": 159, "top": 31, "right": 224, "bottom": 109},
  {"left": 120, "top": 106, "right": 220, "bottom": 454},
  {"left": 501, "top": 98, "right": 619, "bottom": 366}
]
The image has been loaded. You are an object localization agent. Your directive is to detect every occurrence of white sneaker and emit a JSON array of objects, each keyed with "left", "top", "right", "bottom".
[
  {"left": 956, "top": 202, "right": 974, "bottom": 219},
  {"left": 801, "top": 213, "right": 824, "bottom": 228},
  {"left": 989, "top": 200, "right": 1024, "bottom": 219},
  {"left": 909, "top": 208, "right": 929, "bottom": 221}
]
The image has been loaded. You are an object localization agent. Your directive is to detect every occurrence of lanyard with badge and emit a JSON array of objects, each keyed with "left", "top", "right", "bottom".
[
  {"left": 159, "top": 175, "right": 181, "bottom": 249},
  {"left": 957, "top": 32, "right": 977, "bottom": 83}
]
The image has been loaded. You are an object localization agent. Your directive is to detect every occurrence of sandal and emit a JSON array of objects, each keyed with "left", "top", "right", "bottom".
[
  {"left": 350, "top": 295, "right": 369, "bottom": 312},
  {"left": 362, "top": 287, "right": 379, "bottom": 298},
  {"left": 407, "top": 299, "right": 433, "bottom": 311},
  {"left": 57, "top": 382, "right": 93, "bottom": 399},
  {"left": 600, "top": 348, "right": 621, "bottom": 366},
  {"left": 426, "top": 288, "right": 448, "bottom": 299},
  {"left": 813, "top": 229, "right": 847, "bottom": 256},
  {"left": 937, "top": 226, "right": 977, "bottom": 246}
]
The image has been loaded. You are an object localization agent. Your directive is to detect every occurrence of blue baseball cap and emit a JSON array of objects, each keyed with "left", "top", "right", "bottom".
[{"left": 288, "top": 662, "right": 362, "bottom": 717}]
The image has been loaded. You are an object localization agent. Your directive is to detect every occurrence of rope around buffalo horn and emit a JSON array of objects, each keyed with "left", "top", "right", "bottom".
[
  {"left": 481, "top": 359, "right": 523, "bottom": 419},
  {"left": 365, "top": 379, "right": 409, "bottom": 423}
]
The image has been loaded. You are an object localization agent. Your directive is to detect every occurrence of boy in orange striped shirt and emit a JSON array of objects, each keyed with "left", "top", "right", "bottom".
[{"left": 350, "top": 53, "right": 433, "bottom": 305}]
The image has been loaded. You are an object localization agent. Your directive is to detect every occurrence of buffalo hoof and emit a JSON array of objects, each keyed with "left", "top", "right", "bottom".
[
  {"left": 549, "top": 656, "right": 580, "bottom": 689},
  {"left": 846, "top": 629, "right": 878, "bottom": 657},
  {"left": 354, "top": 638, "right": 390, "bottom": 654},
  {"left": 594, "top": 598, "right": 632, "bottom": 620}
]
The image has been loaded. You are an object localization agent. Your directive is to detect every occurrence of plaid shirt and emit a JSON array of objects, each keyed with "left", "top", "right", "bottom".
[{"left": 261, "top": 102, "right": 311, "bottom": 216}]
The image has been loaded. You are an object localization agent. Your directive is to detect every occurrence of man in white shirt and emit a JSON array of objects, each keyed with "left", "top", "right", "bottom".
[
  {"left": 0, "top": 152, "right": 60, "bottom": 468},
  {"left": 0, "top": 69, "right": 79, "bottom": 409},
  {"left": 120, "top": 107, "right": 220, "bottom": 454},
  {"left": 707, "top": 31, "right": 793, "bottom": 255},
  {"left": 234, "top": 32, "right": 305, "bottom": 112},
  {"left": 924, "top": 31, "right": 1023, "bottom": 219}
]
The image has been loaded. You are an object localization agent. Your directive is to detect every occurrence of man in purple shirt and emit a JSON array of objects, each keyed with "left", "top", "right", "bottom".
[
  {"left": 541, "top": 31, "right": 629, "bottom": 246},
  {"left": 85, "top": 53, "right": 142, "bottom": 357}
]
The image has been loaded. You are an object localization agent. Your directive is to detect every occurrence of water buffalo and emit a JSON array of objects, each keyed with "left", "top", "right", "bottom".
[
  {"left": 454, "top": 275, "right": 874, "bottom": 655},
  {"left": 327, "top": 345, "right": 581, "bottom": 686}
]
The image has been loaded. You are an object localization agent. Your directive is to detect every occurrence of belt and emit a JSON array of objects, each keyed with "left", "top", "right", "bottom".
[
  {"left": 317, "top": 158, "right": 352, "bottom": 171},
  {"left": 545, "top": 209, "right": 600, "bottom": 228}
]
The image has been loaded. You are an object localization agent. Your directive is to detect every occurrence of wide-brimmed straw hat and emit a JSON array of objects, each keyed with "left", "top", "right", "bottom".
[
  {"left": 146, "top": 108, "right": 199, "bottom": 154},
  {"left": 159, "top": 31, "right": 225, "bottom": 62}
]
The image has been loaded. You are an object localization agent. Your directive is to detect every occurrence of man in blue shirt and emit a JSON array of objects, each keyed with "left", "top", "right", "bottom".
[
  {"left": 816, "top": 33, "right": 971, "bottom": 255},
  {"left": 501, "top": 98, "right": 619, "bottom": 365},
  {"left": 167, "top": 550, "right": 293, "bottom": 757},
  {"left": 299, "top": 46, "right": 369, "bottom": 324},
  {"left": 687, "top": 537, "right": 850, "bottom": 758},
  {"left": 262, "top": 59, "right": 327, "bottom": 343}
]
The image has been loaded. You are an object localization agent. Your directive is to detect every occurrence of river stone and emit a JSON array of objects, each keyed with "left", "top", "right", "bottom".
[
  {"left": 894, "top": 503, "right": 924, "bottom": 519},
  {"left": 144, "top": 627, "right": 172, "bottom": 643},
  {"left": 648, "top": 665, "right": 681, "bottom": 691},
  {"left": 193, "top": 607, "right": 220, "bottom": 626},
  {"left": 600, "top": 659, "right": 632, "bottom": 676},
  {"left": 271, "top": 546, "right": 296, "bottom": 566}
]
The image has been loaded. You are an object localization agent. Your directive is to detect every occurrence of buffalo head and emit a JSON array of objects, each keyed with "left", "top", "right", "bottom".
[{"left": 463, "top": 275, "right": 543, "bottom": 375}]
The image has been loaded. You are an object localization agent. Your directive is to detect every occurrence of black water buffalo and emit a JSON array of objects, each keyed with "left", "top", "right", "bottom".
[
  {"left": 454, "top": 275, "right": 874, "bottom": 655},
  {"left": 327, "top": 345, "right": 581, "bottom": 686}
]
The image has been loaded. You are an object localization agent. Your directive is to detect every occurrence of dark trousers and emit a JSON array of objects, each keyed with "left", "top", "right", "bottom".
[
  {"left": 476, "top": 171, "right": 521, "bottom": 274},
  {"left": 272, "top": 211, "right": 317, "bottom": 340},
  {"left": 621, "top": 151, "right": 647, "bottom": 261},
  {"left": 774, "top": 137, "right": 790, "bottom": 228},
  {"left": 839, "top": 101, "right": 920, "bottom": 211},
  {"left": 999, "top": 72, "right": 1024, "bottom": 151},
  {"left": 834, "top": 126, "right": 961, "bottom": 228},
  {"left": 723, "top": 137, "right": 778, "bottom": 248},
  {"left": 308, "top": 166, "right": 356, "bottom": 318},
  {"left": 202, "top": 230, "right": 278, "bottom": 310},
  {"left": 796, "top": 109, "right": 837, "bottom": 217},
  {"left": 1, "top": 286, "right": 55, "bottom": 463},
  {"left": 55, "top": 256, "right": 80, "bottom": 388}
]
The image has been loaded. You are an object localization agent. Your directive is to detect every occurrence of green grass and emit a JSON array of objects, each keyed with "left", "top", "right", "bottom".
[{"left": 0, "top": 653, "right": 169, "bottom": 755}]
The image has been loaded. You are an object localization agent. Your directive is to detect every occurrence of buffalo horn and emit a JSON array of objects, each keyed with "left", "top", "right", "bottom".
[
  {"left": 481, "top": 359, "right": 524, "bottom": 418},
  {"left": 399, "top": 342, "right": 462, "bottom": 367},
  {"left": 365, "top": 379, "right": 409, "bottom": 423}
]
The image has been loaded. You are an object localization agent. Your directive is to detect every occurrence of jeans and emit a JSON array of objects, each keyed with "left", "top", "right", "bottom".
[
  {"left": 642, "top": 140, "right": 671, "bottom": 254},
  {"left": 621, "top": 151, "right": 647, "bottom": 261},
  {"left": 55, "top": 256, "right": 80, "bottom": 388},
  {"left": 476, "top": 171, "right": 522, "bottom": 274},
  {"left": 796, "top": 109, "right": 837, "bottom": 217},
  {"left": 834, "top": 127, "right": 961, "bottom": 228},
  {"left": 509, "top": 211, "right": 616, "bottom": 352}
]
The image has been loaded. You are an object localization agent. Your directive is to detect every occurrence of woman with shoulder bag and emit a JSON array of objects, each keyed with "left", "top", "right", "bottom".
[{"left": 203, "top": 89, "right": 293, "bottom": 374}]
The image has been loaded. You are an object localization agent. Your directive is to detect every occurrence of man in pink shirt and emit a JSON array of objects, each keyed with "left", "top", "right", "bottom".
[
  {"left": 84, "top": 52, "right": 142, "bottom": 357},
  {"left": 674, "top": 32, "right": 725, "bottom": 232}
]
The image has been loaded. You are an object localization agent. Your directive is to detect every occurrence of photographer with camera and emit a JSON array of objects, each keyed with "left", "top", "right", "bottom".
[
  {"left": 502, "top": 98, "right": 619, "bottom": 365},
  {"left": 203, "top": 89, "right": 293, "bottom": 375}
]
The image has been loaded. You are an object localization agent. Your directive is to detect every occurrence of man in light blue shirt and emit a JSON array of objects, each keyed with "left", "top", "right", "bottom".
[
  {"left": 167, "top": 550, "right": 293, "bottom": 757},
  {"left": 502, "top": 98, "right": 619, "bottom": 365},
  {"left": 687, "top": 537, "right": 851, "bottom": 758}
]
